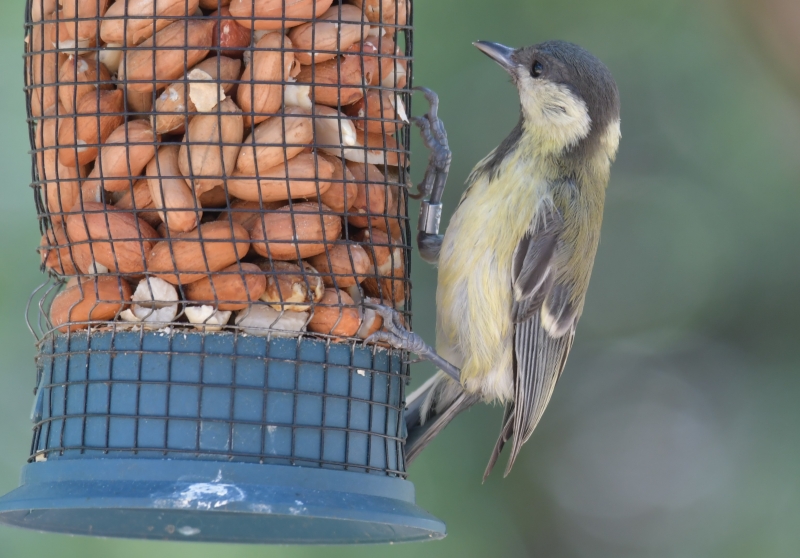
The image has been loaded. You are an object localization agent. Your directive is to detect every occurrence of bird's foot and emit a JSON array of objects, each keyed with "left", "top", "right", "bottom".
[
  {"left": 364, "top": 303, "right": 424, "bottom": 352},
  {"left": 410, "top": 87, "right": 451, "bottom": 202},
  {"left": 410, "top": 87, "right": 450, "bottom": 263},
  {"left": 364, "top": 303, "right": 461, "bottom": 383}
]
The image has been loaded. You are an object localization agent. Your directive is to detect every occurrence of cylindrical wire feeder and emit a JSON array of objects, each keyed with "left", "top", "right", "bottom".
[{"left": 0, "top": 0, "right": 446, "bottom": 543}]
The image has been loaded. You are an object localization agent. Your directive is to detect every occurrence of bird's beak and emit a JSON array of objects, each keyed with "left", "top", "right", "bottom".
[{"left": 473, "top": 41, "right": 517, "bottom": 74}]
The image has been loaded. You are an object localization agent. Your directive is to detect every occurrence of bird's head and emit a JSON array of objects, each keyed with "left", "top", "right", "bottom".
[{"left": 474, "top": 40, "right": 620, "bottom": 159}]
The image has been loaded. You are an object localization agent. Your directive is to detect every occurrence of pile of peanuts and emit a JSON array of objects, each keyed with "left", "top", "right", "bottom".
[{"left": 28, "top": 0, "right": 410, "bottom": 339}]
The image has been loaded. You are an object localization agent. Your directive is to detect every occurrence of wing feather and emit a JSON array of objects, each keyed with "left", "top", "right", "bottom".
[
  {"left": 484, "top": 204, "right": 578, "bottom": 478},
  {"left": 510, "top": 206, "right": 563, "bottom": 323},
  {"left": 506, "top": 315, "right": 574, "bottom": 475}
]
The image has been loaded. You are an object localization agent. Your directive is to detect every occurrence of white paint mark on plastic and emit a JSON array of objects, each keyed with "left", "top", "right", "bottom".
[
  {"left": 177, "top": 526, "right": 201, "bottom": 536},
  {"left": 154, "top": 470, "right": 245, "bottom": 511}
]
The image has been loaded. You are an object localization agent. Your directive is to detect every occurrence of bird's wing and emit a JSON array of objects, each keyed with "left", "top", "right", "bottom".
[
  {"left": 484, "top": 205, "right": 578, "bottom": 479},
  {"left": 510, "top": 205, "right": 562, "bottom": 323}
]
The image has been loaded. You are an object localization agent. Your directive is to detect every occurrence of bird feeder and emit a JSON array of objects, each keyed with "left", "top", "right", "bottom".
[{"left": 0, "top": 0, "right": 446, "bottom": 543}]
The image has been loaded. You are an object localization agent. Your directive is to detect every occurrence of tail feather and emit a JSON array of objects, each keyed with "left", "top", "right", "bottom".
[
  {"left": 485, "top": 314, "right": 576, "bottom": 479},
  {"left": 404, "top": 372, "right": 478, "bottom": 466},
  {"left": 404, "top": 373, "right": 441, "bottom": 433},
  {"left": 482, "top": 405, "right": 514, "bottom": 481}
]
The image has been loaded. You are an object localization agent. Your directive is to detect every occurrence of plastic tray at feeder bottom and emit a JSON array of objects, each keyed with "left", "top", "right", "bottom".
[{"left": 0, "top": 331, "right": 446, "bottom": 543}]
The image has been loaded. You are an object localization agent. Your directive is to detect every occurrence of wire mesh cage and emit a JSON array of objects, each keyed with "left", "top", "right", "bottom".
[
  {"left": 30, "top": 0, "right": 412, "bottom": 337},
  {"left": 0, "top": 0, "right": 447, "bottom": 543}
]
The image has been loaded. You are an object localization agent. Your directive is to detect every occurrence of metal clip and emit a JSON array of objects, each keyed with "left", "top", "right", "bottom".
[{"left": 418, "top": 202, "right": 442, "bottom": 235}]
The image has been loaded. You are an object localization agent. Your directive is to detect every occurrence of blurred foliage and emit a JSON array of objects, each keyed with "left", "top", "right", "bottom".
[{"left": 1, "top": 0, "right": 800, "bottom": 556}]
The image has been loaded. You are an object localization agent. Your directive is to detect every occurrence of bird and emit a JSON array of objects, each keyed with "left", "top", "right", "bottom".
[{"left": 366, "top": 40, "right": 620, "bottom": 479}]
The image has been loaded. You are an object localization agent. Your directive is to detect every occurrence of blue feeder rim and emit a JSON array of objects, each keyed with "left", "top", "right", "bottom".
[{"left": 0, "top": 331, "right": 446, "bottom": 544}]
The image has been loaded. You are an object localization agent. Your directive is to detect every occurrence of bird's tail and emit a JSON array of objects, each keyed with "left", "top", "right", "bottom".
[{"left": 404, "top": 371, "right": 479, "bottom": 466}]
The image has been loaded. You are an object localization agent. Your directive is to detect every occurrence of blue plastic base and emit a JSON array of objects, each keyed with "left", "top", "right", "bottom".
[{"left": 0, "top": 459, "right": 446, "bottom": 544}]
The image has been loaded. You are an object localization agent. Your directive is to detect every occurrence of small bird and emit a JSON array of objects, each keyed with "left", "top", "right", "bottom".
[{"left": 367, "top": 40, "right": 620, "bottom": 479}]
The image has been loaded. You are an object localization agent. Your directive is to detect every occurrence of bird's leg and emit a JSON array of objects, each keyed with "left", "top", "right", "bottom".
[
  {"left": 409, "top": 87, "right": 449, "bottom": 201},
  {"left": 411, "top": 87, "right": 451, "bottom": 264},
  {"left": 364, "top": 303, "right": 461, "bottom": 383},
  {"left": 368, "top": 90, "right": 458, "bottom": 377}
]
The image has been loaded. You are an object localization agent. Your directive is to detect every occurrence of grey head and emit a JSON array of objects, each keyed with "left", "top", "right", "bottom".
[{"left": 474, "top": 40, "right": 620, "bottom": 164}]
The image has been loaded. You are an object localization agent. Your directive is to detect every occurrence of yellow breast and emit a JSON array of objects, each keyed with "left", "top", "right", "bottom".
[{"left": 435, "top": 152, "right": 547, "bottom": 402}]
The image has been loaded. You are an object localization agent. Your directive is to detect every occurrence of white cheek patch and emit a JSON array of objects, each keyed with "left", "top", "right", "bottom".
[
  {"left": 600, "top": 118, "right": 621, "bottom": 160},
  {"left": 516, "top": 72, "right": 592, "bottom": 151}
]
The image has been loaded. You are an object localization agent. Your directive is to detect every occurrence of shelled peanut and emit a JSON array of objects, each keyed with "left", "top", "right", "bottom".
[{"left": 27, "top": 0, "right": 411, "bottom": 337}]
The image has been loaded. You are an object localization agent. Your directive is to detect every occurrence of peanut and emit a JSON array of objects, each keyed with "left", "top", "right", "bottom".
[
  {"left": 257, "top": 260, "right": 324, "bottom": 312},
  {"left": 102, "top": 0, "right": 201, "bottom": 46},
  {"left": 147, "top": 145, "right": 202, "bottom": 233},
  {"left": 235, "top": 305, "right": 308, "bottom": 336},
  {"left": 344, "top": 36, "right": 400, "bottom": 87},
  {"left": 295, "top": 52, "right": 368, "bottom": 106},
  {"left": 235, "top": 107, "right": 313, "bottom": 175},
  {"left": 28, "top": 12, "right": 68, "bottom": 117},
  {"left": 35, "top": 105, "right": 85, "bottom": 226},
  {"left": 229, "top": 0, "right": 333, "bottom": 30},
  {"left": 201, "top": 0, "right": 232, "bottom": 9},
  {"left": 152, "top": 56, "right": 242, "bottom": 134},
  {"left": 57, "top": 55, "right": 113, "bottom": 113},
  {"left": 307, "top": 289, "right": 360, "bottom": 337},
  {"left": 40, "top": 224, "right": 79, "bottom": 276},
  {"left": 307, "top": 242, "right": 370, "bottom": 287},
  {"left": 346, "top": 161, "right": 398, "bottom": 231},
  {"left": 250, "top": 201, "right": 342, "bottom": 260},
  {"left": 227, "top": 151, "right": 334, "bottom": 202},
  {"left": 84, "top": 120, "right": 159, "bottom": 193},
  {"left": 113, "top": 179, "right": 163, "bottom": 227},
  {"left": 354, "top": 128, "right": 401, "bottom": 166},
  {"left": 198, "top": 185, "right": 229, "bottom": 208},
  {"left": 57, "top": 89, "right": 125, "bottom": 167},
  {"left": 184, "top": 262, "right": 267, "bottom": 310},
  {"left": 186, "top": 305, "right": 232, "bottom": 330},
  {"left": 119, "top": 276, "right": 180, "bottom": 327},
  {"left": 215, "top": 199, "right": 285, "bottom": 232},
  {"left": 344, "top": 89, "right": 407, "bottom": 135},
  {"left": 178, "top": 98, "right": 243, "bottom": 195},
  {"left": 125, "top": 88, "right": 155, "bottom": 113},
  {"left": 354, "top": 228, "right": 405, "bottom": 304},
  {"left": 66, "top": 201, "right": 159, "bottom": 274},
  {"left": 347, "top": 0, "right": 408, "bottom": 34},
  {"left": 62, "top": 0, "right": 110, "bottom": 47},
  {"left": 210, "top": 7, "right": 251, "bottom": 59},
  {"left": 288, "top": 4, "right": 369, "bottom": 65},
  {"left": 237, "top": 32, "right": 296, "bottom": 126},
  {"left": 146, "top": 220, "right": 250, "bottom": 284},
  {"left": 31, "top": 0, "right": 57, "bottom": 22},
  {"left": 120, "top": 19, "right": 214, "bottom": 93},
  {"left": 317, "top": 153, "right": 358, "bottom": 212},
  {"left": 50, "top": 276, "right": 132, "bottom": 332}
]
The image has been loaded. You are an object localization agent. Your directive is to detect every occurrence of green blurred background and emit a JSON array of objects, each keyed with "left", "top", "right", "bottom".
[{"left": 2, "top": 0, "right": 800, "bottom": 556}]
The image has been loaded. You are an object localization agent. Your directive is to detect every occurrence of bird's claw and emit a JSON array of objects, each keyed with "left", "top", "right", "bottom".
[
  {"left": 363, "top": 302, "right": 462, "bottom": 382},
  {"left": 413, "top": 87, "right": 448, "bottom": 148},
  {"left": 408, "top": 185, "right": 430, "bottom": 201},
  {"left": 410, "top": 88, "right": 451, "bottom": 202},
  {"left": 363, "top": 303, "right": 423, "bottom": 354}
]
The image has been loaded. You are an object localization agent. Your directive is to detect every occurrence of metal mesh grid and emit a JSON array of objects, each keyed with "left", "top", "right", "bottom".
[
  {"left": 30, "top": 330, "right": 408, "bottom": 477},
  {"left": 25, "top": 0, "right": 414, "bottom": 341}
]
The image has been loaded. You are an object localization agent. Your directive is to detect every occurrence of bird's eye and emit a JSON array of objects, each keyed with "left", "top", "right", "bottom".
[{"left": 531, "top": 61, "right": 543, "bottom": 77}]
